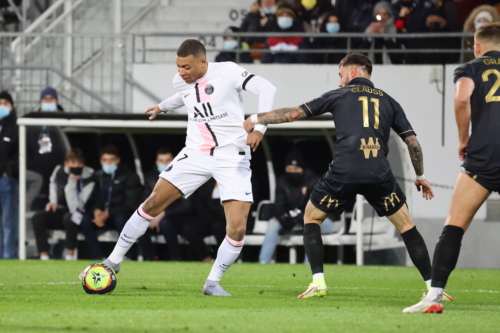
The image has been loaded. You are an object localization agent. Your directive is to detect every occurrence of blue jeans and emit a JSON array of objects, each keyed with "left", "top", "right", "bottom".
[
  {"left": 0, "top": 176, "right": 19, "bottom": 259},
  {"left": 259, "top": 218, "right": 335, "bottom": 264}
]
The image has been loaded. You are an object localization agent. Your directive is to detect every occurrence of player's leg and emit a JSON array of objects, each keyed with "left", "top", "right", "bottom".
[
  {"left": 204, "top": 158, "right": 252, "bottom": 296},
  {"left": 404, "top": 173, "right": 490, "bottom": 313},
  {"left": 296, "top": 201, "right": 329, "bottom": 298}
]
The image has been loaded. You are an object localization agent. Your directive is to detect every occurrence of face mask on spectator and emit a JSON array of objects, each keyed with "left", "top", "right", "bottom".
[
  {"left": 284, "top": 172, "right": 303, "bottom": 186},
  {"left": 223, "top": 40, "right": 238, "bottom": 51},
  {"left": 157, "top": 164, "right": 169, "bottom": 173},
  {"left": 278, "top": 16, "right": 293, "bottom": 30},
  {"left": 326, "top": 23, "right": 340, "bottom": 34},
  {"left": 475, "top": 22, "right": 486, "bottom": 30},
  {"left": 428, "top": 22, "right": 441, "bottom": 32},
  {"left": 102, "top": 163, "right": 117, "bottom": 175},
  {"left": 301, "top": 0, "right": 317, "bottom": 11},
  {"left": 41, "top": 102, "right": 57, "bottom": 112},
  {"left": 0, "top": 105, "right": 11, "bottom": 119},
  {"left": 70, "top": 167, "right": 83, "bottom": 176},
  {"left": 262, "top": 6, "right": 276, "bottom": 14}
]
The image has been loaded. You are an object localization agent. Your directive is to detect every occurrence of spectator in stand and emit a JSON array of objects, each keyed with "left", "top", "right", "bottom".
[
  {"left": 27, "top": 87, "right": 66, "bottom": 208},
  {"left": 455, "top": 0, "right": 486, "bottom": 29},
  {"left": 261, "top": 3, "right": 309, "bottom": 64},
  {"left": 182, "top": 178, "right": 226, "bottom": 262},
  {"left": 344, "top": 0, "right": 378, "bottom": 32},
  {"left": 362, "top": 1, "right": 403, "bottom": 64},
  {"left": 31, "top": 148, "right": 94, "bottom": 261},
  {"left": 143, "top": 148, "right": 194, "bottom": 261},
  {"left": 422, "top": 8, "right": 461, "bottom": 64},
  {"left": 316, "top": 13, "right": 347, "bottom": 64},
  {"left": 215, "top": 27, "right": 254, "bottom": 64},
  {"left": 259, "top": 149, "right": 334, "bottom": 264},
  {"left": 240, "top": 0, "right": 281, "bottom": 61},
  {"left": 0, "top": 90, "right": 18, "bottom": 259},
  {"left": 79, "top": 145, "right": 152, "bottom": 260},
  {"left": 463, "top": 6, "right": 499, "bottom": 61}
]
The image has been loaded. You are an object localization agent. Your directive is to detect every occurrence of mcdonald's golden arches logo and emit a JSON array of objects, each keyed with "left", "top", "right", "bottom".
[
  {"left": 319, "top": 195, "right": 338, "bottom": 209},
  {"left": 383, "top": 193, "right": 400, "bottom": 211}
]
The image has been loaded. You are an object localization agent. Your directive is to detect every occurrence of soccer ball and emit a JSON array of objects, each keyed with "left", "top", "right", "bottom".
[{"left": 81, "top": 263, "right": 117, "bottom": 295}]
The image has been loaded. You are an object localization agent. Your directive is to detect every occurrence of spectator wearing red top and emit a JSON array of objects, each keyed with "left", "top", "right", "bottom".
[{"left": 261, "top": 4, "right": 309, "bottom": 64}]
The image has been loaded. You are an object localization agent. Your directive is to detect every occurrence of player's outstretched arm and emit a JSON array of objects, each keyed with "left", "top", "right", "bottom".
[
  {"left": 404, "top": 135, "right": 434, "bottom": 200},
  {"left": 454, "top": 78, "right": 474, "bottom": 161},
  {"left": 145, "top": 94, "right": 185, "bottom": 120},
  {"left": 243, "top": 106, "right": 308, "bottom": 133}
]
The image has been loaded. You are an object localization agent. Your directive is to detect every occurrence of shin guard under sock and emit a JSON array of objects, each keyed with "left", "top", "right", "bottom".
[{"left": 431, "top": 225, "right": 465, "bottom": 289}]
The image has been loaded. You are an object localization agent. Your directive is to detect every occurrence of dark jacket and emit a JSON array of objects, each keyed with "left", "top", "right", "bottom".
[
  {"left": 94, "top": 164, "right": 142, "bottom": 215},
  {"left": 261, "top": 19, "right": 308, "bottom": 64},
  {"left": 274, "top": 168, "right": 319, "bottom": 226},
  {"left": 0, "top": 110, "right": 18, "bottom": 178},
  {"left": 143, "top": 169, "right": 193, "bottom": 217},
  {"left": 215, "top": 50, "right": 253, "bottom": 64},
  {"left": 193, "top": 178, "right": 225, "bottom": 225},
  {"left": 49, "top": 164, "right": 96, "bottom": 213},
  {"left": 240, "top": 2, "right": 278, "bottom": 45}
]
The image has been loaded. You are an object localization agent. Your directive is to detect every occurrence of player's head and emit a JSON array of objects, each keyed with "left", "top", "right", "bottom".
[
  {"left": 156, "top": 147, "right": 173, "bottom": 171},
  {"left": 338, "top": 53, "right": 372, "bottom": 87},
  {"left": 474, "top": 22, "right": 500, "bottom": 58},
  {"left": 176, "top": 39, "right": 207, "bottom": 84}
]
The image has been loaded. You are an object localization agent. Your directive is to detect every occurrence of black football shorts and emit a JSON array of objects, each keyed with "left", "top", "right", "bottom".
[
  {"left": 310, "top": 172, "right": 406, "bottom": 217},
  {"left": 462, "top": 166, "right": 500, "bottom": 193}
]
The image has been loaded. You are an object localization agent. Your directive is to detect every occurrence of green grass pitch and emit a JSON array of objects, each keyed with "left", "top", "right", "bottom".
[{"left": 1, "top": 261, "right": 499, "bottom": 332}]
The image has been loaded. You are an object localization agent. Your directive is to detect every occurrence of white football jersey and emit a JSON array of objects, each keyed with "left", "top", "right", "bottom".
[{"left": 172, "top": 62, "right": 255, "bottom": 160}]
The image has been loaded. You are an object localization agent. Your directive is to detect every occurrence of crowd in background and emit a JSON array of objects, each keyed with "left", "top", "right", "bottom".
[{"left": 216, "top": 0, "right": 500, "bottom": 64}]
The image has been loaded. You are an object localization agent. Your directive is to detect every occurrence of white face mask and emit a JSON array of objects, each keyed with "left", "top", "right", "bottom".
[
  {"left": 223, "top": 40, "right": 238, "bottom": 51},
  {"left": 475, "top": 22, "right": 486, "bottom": 30},
  {"left": 277, "top": 16, "right": 293, "bottom": 30}
]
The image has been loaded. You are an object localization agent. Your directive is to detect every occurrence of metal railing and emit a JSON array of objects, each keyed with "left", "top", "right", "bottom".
[{"left": 0, "top": 31, "right": 476, "bottom": 115}]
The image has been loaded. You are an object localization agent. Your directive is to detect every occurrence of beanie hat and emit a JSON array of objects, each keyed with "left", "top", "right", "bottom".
[
  {"left": 40, "top": 86, "right": 58, "bottom": 101},
  {"left": 276, "top": 3, "right": 296, "bottom": 19},
  {"left": 285, "top": 149, "right": 306, "bottom": 169},
  {"left": 0, "top": 90, "right": 14, "bottom": 106}
]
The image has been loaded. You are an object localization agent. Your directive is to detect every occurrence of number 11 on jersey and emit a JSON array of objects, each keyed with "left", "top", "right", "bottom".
[{"left": 359, "top": 96, "right": 380, "bottom": 129}]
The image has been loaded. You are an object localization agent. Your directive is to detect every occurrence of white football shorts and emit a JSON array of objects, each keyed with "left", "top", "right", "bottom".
[{"left": 159, "top": 147, "right": 253, "bottom": 203}]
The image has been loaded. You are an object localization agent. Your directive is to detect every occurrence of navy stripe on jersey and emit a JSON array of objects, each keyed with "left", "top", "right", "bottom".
[
  {"left": 242, "top": 74, "right": 255, "bottom": 91},
  {"left": 205, "top": 123, "right": 219, "bottom": 156},
  {"left": 195, "top": 83, "right": 201, "bottom": 103}
]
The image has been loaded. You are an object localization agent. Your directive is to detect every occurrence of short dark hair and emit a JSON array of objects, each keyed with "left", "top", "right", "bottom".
[
  {"left": 476, "top": 22, "right": 500, "bottom": 45},
  {"left": 99, "top": 145, "right": 120, "bottom": 158},
  {"left": 156, "top": 147, "right": 172, "bottom": 157},
  {"left": 339, "top": 53, "right": 373, "bottom": 76},
  {"left": 177, "top": 39, "right": 206, "bottom": 58},
  {"left": 65, "top": 148, "right": 85, "bottom": 164}
]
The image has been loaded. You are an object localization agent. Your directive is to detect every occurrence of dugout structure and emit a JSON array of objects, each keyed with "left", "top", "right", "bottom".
[{"left": 17, "top": 113, "right": 413, "bottom": 264}]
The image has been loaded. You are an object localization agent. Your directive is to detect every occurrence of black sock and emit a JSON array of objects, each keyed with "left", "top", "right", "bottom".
[
  {"left": 431, "top": 225, "right": 465, "bottom": 288},
  {"left": 303, "top": 223, "right": 324, "bottom": 275},
  {"left": 401, "top": 226, "right": 432, "bottom": 281}
]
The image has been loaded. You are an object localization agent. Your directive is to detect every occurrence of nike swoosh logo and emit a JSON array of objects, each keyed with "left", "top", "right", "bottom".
[
  {"left": 184, "top": 93, "right": 190, "bottom": 98},
  {"left": 245, "top": 192, "right": 251, "bottom": 195},
  {"left": 178, "top": 154, "right": 188, "bottom": 161},
  {"left": 123, "top": 234, "right": 133, "bottom": 239}
]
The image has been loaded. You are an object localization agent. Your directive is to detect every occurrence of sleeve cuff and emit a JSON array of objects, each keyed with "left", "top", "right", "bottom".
[
  {"left": 300, "top": 103, "right": 314, "bottom": 117},
  {"left": 399, "top": 130, "right": 416, "bottom": 140},
  {"left": 254, "top": 124, "right": 267, "bottom": 134}
]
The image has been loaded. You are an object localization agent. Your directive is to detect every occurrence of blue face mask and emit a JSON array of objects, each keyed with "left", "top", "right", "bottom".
[
  {"left": 40, "top": 102, "right": 57, "bottom": 112},
  {"left": 475, "top": 22, "right": 486, "bottom": 30},
  {"left": 262, "top": 5, "right": 276, "bottom": 14},
  {"left": 157, "top": 164, "right": 169, "bottom": 173},
  {"left": 0, "top": 106, "right": 10, "bottom": 119},
  {"left": 223, "top": 40, "right": 238, "bottom": 51},
  {"left": 102, "top": 163, "right": 118, "bottom": 175},
  {"left": 278, "top": 16, "right": 293, "bottom": 30},
  {"left": 326, "top": 23, "right": 340, "bottom": 34}
]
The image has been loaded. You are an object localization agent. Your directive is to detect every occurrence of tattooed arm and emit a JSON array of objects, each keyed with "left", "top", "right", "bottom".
[
  {"left": 404, "top": 134, "right": 434, "bottom": 200},
  {"left": 404, "top": 135, "right": 424, "bottom": 176},
  {"left": 243, "top": 106, "right": 308, "bottom": 133}
]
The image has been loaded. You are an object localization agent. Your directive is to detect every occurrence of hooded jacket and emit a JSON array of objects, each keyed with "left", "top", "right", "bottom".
[
  {"left": 463, "top": 5, "right": 499, "bottom": 33},
  {"left": 49, "top": 165, "right": 95, "bottom": 213},
  {"left": 0, "top": 109, "right": 18, "bottom": 178}
]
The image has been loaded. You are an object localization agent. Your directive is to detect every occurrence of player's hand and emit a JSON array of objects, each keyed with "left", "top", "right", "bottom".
[
  {"left": 45, "top": 202, "right": 57, "bottom": 212},
  {"left": 246, "top": 131, "right": 264, "bottom": 152},
  {"left": 415, "top": 179, "right": 434, "bottom": 200},
  {"left": 458, "top": 142, "right": 467, "bottom": 161},
  {"left": 144, "top": 104, "right": 164, "bottom": 120},
  {"left": 243, "top": 116, "right": 255, "bottom": 134}
]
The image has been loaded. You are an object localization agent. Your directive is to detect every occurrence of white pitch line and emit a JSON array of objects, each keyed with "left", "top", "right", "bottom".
[{"left": 1, "top": 282, "right": 498, "bottom": 294}]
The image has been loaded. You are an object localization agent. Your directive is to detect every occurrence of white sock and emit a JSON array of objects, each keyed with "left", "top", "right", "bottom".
[
  {"left": 313, "top": 273, "right": 324, "bottom": 279},
  {"left": 65, "top": 254, "right": 74, "bottom": 261},
  {"left": 40, "top": 255, "right": 49, "bottom": 261},
  {"left": 108, "top": 206, "right": 153, "bottom": 264},
  {"left": 207, "top": 236, "right": 244, "bottom": 282},
  {"left": 425, "top": 279, "right": 431, "bottom": 288},
  {"left": 425, "top": 287, "right": 444, "bottom": 302}
]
